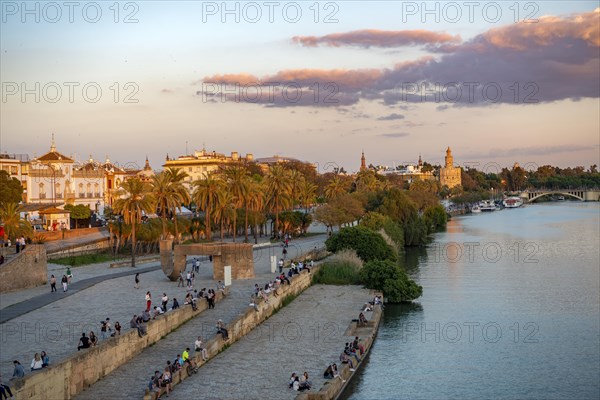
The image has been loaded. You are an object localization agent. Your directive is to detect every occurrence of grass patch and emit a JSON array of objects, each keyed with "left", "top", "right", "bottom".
[
  {"left": 50, "top": 252, "right": 118, "bottom": 266},
  {"left": 312, "top": 250, "right": 363, "bottom": 285}
]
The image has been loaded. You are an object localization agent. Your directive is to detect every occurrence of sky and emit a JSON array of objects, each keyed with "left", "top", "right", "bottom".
[{"left": 1, "top": 1, "right": 599, "bottom": 173}]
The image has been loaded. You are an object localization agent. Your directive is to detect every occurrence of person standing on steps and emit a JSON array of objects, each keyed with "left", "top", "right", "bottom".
[
  {"left": 146, "top": 291, "right": 152, "bottom": 312},
  {"left": 50, "top": 275, "right": 57, "bottom": 292},
  {"left": 134, "top": 273, "right": 140, "bottom": 289}
]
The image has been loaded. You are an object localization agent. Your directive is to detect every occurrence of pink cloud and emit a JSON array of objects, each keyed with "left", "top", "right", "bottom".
[
  {"left": 292, "top": 29, "right": 461, "bottom": 48},
  {"left": 199, "top": 10, "right": 600, "bottom": 107}
]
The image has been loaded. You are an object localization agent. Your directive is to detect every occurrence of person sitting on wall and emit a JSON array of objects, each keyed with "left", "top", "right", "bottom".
[
  {"left": 299, "top": 371, "right": 311, "bottom": 391},
  {"left": 358, "top": 312, "right": 368, "bottom": 327},
  {"left": 152, "top": 306, "right": 164, "bottom": 319},
  {"left": 323, "top": 365, "right": 334, "bottom": 379},
  {"left": 77, "top": 333, "right": 91, "bottom": 351},
  {"left": 339, "top": 351, "right": 355, "bottom": 371},
  {"left": 41, "top": 351, "right": 49, "bottom": 367},
  {"left": 288, "top": 372, "right": 297, "bottom": 388},
  {"left": 353, "top": 336, "right": 365, "bottom": 356},
  {"left": 216, "top": 319, "right": 229, "bottom": 341},
  {"left": 344, "top": 342, "right": 361, "bottom": 363}
]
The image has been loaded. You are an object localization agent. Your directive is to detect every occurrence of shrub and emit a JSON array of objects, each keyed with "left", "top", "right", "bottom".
[
  {"left": 325, "top": 226, "right": 396, "bottom": 262},
  {"left": 312, "top": 251, "right": 362, "bottom": 285},
  {"left": 359, "top": 259, "right": 422, "bottom": 303},
  {"left": 423, "top": 205, "right": 448, "bottom": 232}
]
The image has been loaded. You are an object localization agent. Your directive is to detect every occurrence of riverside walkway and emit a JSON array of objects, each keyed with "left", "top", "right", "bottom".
[
  {"left": 168, "top": 284, "right": 372, "bottom": 400},
  {"left": 0, "top": 236, "right": 325, "bottom": 384}
]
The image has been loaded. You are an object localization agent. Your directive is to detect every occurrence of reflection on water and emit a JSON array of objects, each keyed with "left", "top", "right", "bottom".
[{"left": 344, "top": 203, "right": 600, "bottom": 400}]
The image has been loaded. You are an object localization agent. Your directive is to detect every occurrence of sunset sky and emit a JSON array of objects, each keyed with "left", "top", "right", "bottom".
[{"left": 1, "top": 1, "right": 599, "bottom": 173}]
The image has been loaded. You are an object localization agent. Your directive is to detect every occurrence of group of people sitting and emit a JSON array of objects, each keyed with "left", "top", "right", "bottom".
[
  {"left": 147, "top": 351, "right": 198, "bottom": 400},
  {"left": 323, "top": 336, "right": 365, "bottom": 382},
  {"left": 10, "top": 350, "right": 50, "bottom": 380},
  {"left": 146, "top": 336, "right": 212, "bottom": 398},
  {"left": 183, "top": 283, "right": 224, "bottom": 312},
  {"left": 288, "top": 371, "right": 312, "bottom": 391},
  {"left": 100, "top": 317, "right": 122, "bottom": 339},
  {"left": 77, "top": 331, "right": 99, "bottom": 350}
]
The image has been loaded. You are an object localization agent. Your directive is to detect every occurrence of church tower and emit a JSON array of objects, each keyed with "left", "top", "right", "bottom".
[{"left": 360, "top": 151, "right": 366, "bottom": 171}]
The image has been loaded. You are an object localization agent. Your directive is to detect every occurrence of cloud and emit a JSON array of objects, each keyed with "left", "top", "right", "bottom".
[
  {"left": 377, "top": 113, "right": 405, "bottom": 120},
  {"left": 464, "top": 144, "right": 595, "bottom": 159},
  {"left": 378, "top": 132, "right": 410, "bottom": 138},
  {"left": 292, "top": 29, "right": 461, "bottom": 48},
  {"left": 198, "top": 10, "right": 600, "bottom": 107}
]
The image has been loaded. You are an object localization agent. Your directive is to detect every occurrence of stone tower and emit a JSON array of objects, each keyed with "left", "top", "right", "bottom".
[{"left": 439, "top": 147, "right": 462, "bottom": 189}]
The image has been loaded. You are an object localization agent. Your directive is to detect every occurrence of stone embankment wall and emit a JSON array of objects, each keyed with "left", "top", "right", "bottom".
[
  {"left": 46, "top": 238, "right": 111, "bottom": 258},
  {"left": 37, "top": 227, "right": 105, "bottom": 242},
  {"left": 9, "top": 288, "right": 228, "bottom": 399},
  {"left": 0, "top": 245, "right": 47, "bottom": 293},
  {"left": 143, "top": 266, "right": 320, "bottom": 400}
]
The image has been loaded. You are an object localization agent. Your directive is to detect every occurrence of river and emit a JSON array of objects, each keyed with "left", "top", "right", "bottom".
[{"left": 343, "top": 202, "right": 600, "bottom": 400}]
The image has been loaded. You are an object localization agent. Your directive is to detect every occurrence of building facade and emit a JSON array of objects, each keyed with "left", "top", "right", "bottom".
[{"left": 163, "top": 148, "right": 254, "bottom": 189}]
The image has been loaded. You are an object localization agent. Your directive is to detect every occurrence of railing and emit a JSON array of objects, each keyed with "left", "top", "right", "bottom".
[
  {"left": 79, "top": 193, "right": 86, "bottom": 198},
  {"left": 39, "top": 194, "right": 46, "bottom": 199},
  {"left": 55, "top": 193, "right": 63, "bottom": 199},
  {"left": 87, "top": 193, "right": 93, "bottom": 198},
  {"left": 94, "top": 192, "right": 100, "bottom": 197}
]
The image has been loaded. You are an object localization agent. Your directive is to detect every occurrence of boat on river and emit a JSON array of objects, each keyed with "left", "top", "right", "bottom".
[{"left": 503, "top": 197, "right": 524, "bottom": 208}]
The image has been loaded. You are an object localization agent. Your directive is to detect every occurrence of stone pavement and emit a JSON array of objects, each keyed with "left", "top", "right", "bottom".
[
  {"left": 166, "top": 285, "right": 371, "bottom": 400},
  {"left": 0, "top": 235, "right": 326, "bottom": 383}
]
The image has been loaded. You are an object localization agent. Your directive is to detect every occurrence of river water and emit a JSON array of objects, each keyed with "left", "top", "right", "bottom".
[{"left": 344, "top": 202, "right": 600, "bottom": 400}]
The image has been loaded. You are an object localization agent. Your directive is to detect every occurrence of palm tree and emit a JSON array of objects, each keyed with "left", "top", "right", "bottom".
[
  {"left": 224, "top": 165, "right": 250, "bottom": 242},
  {"left": 298, "top": 179, "right": 317, "bottom": 213},
  {"left": 150, "top": 172, "right": 177, "bottom": 240},
  {"left": 0, "top": 203, "right": 33, "bottom": 243},
  {"left": 265, "top": 164, "right": 292, "bottom": 238},
  {"left": 191, "top": 174, "right": 224, "bottom": 241},
  {"left": 246, "top": 181, "right": 265, "bottom": 243},
  {"left": 214, "top": 190, "right": 235, "bottom": 240},
  {"left": 324, "top": 175, "right": 348, "bottom": 199},
  {"left": 164, "top": 167, "right": 190, "bottom": 243},
  {"left": 113, "top": 178, "right": 155, "bottom": 267},
  {"left": 288, "top": 169, "right": 304, "bottom": 208}
]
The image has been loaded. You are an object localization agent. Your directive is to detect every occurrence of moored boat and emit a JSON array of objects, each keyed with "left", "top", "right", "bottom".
[{"left": 503, "top": 197, "right": 523, "bottom": 208}]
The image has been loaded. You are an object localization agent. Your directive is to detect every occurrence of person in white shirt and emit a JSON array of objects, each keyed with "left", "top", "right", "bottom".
[
  {"left": 30, "top": 353, "right": 43, "bottom": 371},
  {"left": 194, "top": 336, "right": 208, "bottom": 361}
]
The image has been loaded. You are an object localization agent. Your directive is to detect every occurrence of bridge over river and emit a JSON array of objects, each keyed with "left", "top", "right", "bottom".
[{"left": 520, "top": 189, "right": 600, "bottom": 202}]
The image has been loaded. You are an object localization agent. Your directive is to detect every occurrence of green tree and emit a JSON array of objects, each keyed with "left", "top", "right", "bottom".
[
  {"left": 64, "top": 204, "right": 91, "bottom": 229},
  {"left": 192, "top": 174, "right": 224, "bottom": 241},
  {"left": 265, "top": 164, "right": 292, "bottom": 237},
  {"left": 225, "top": 165, "right": 250, "bottom": 242},
  {"left": 326, "top": 226, "right": 396, "bottom": 262},
  {"left": 0, "top": 170, "right": 24, "bottom": 206},
  {"left": 113, "top": 178, "right": 156, "bottom": 267},
  {"left": 0, "top": 203, "right": 32, "bottom": 240},
  {"left": 164, "top": 167, "right": 191, "bottom": 243},
  {"left": 359, "top": 259, "right": 422, "bottom": 302}
]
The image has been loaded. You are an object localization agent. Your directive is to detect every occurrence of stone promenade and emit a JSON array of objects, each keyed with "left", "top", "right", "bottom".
[
  {"left": 0, "top": 236, "right": 325, "bottom": 384},
  {"left": 168, "top": 285, "right": 371, "bottom": 400}
]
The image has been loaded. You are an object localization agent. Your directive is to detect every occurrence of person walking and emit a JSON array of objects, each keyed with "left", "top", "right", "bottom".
[
  {"left": 50, "top": 275, "right": 57, "bottom": 292},
  {"left": 66, "top": 267, "right": 73, "bottom": 283},
  {"left": 145, "top": 291, "right": 152, "bottom": 312},
  {"left": 61, "top": 275, "right": 68, "bottom": 292},
  {"left": 134, "top": 273, "right": 140, "bottom": 289}
]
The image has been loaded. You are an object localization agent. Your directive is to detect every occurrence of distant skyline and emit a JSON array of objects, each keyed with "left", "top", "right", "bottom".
[{"left": 1, "top": 1, "right": 599, "bottom": 172}]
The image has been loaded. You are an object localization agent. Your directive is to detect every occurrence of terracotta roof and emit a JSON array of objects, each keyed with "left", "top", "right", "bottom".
[
  {"left": 18, "top": 203, "right": 64, "bottom": 212},
  {"left": 36, "top": 151, "right": 73, "bottom": 162},
  {"left": 38, "top": 207, "right": 71, "bottom": 214}
]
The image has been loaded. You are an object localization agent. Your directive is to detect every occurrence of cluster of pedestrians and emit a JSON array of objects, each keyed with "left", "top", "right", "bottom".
[
  {"left": 146, "top": 335, "right": 212, "bottom": 398},
  {"left": 288, "top": 371, "right": 311, "bottom": 391},
  {"left": 49, "top": 267, "right": 73, "bottom": 292}
]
